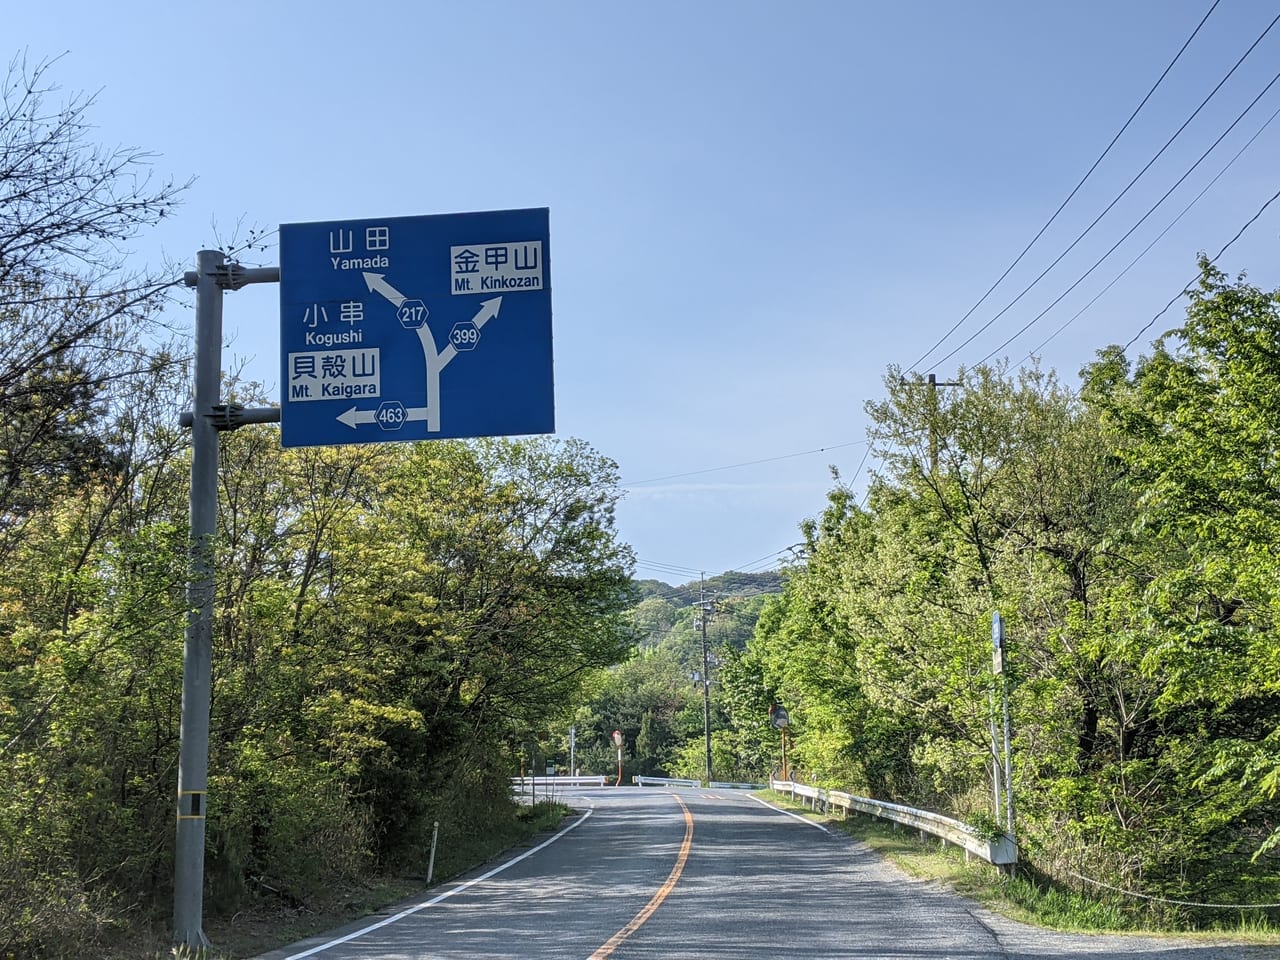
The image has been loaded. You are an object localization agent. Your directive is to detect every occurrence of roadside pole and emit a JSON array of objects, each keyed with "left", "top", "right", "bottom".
[
  {"left": 1002, "top": 673, "right": 1015, "bottom": 836},
  {"left": 992, "top": 611, "right": 1016, "bottom": 856},
  {"left": 172, "top": 250, "right": 222, "bottom": 948},
  {"left": 769, "top": 704, "right": 790, "bottom": 781},
  {"left": 174, "top": 252, "right": 279, "bottom": 946},
  {"left": 698, "top": 575, "right": 713, "bottom": 785}
]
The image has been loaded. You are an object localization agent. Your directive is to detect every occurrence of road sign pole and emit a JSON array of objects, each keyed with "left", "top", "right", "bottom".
[
  {"left": 769, "top": 704, "right": 790, "bottom": 782},
  {"left": 173, "top": 249, "right": 224, "bottom": 947},
  {"left": 173, "top": 253, "right": 281, "bottom": 946},
  {"left": 991, "top": 610, "right": 1016, "bottom": 852}
]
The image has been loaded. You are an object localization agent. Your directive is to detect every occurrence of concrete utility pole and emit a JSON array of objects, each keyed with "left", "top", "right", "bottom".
[
  {"left": 993, "top": 612, "right": 1015, "bottom": 840},
  {"left": 924, "top": 373, "right": 962, "bottom": 475},
  {"left": 174, "top": 252, "right": 279, "bottom": 947},
  {"left": 697, "top": 575, "right": 713, "bottom": 785}
]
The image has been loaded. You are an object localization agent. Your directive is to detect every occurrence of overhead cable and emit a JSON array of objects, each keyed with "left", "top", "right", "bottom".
[
  {"left": 905, "top": 0, "right": 1224, "bottom": 372},
  {"left": 1020, "top": 101, "right": 1280, "bottom": 362},
  {"left": 636, "top": 558, "right": 705, "bottom": 577},
  {"left": 973, "top": 64, "right": 1280, "bottom": 364},
  {"left": 622, "top": 440, "right": 865, "bottom": 488},
  {"left": 924, "top": 9, "right": 1280, "bottom": 374},
  {"left": 1123, "top": 181, "right": 1280, "bottom": 351},
  {"left": 732, "top": 546, "right": 803, "bottom": 573}
]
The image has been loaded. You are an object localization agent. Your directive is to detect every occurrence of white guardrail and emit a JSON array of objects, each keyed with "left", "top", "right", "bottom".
[
  {"left": 511, "top": 775, "right": 609, "bottom": 788},
  {"left": 633, "top": 775, "right": 700, "bottom": 788},
  {"left": 508, "top": 775, "right": 1012, "bottom": 865},
  {"left": 632, "top": 776, "right": 768, "bottom": 790},
  {"left": 771, "top": 779, "right": 1017, "bottom": 866}
]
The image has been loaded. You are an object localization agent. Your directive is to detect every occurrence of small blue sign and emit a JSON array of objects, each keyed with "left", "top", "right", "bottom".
[{"left": 279, "top": 207, "right": 553, "bottom": 448}]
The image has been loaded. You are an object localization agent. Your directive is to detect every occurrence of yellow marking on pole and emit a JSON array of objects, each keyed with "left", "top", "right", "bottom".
[
  {"left": 589, "top": 793, "right": 694, "bottom": 959},
  {"left": 176, "top": 790, "right": 206, "bottom": 820}
]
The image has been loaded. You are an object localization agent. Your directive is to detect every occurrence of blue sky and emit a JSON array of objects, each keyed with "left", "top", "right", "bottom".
[{"left": 10, "top": 1, "right": 1280, "bottom": 582}]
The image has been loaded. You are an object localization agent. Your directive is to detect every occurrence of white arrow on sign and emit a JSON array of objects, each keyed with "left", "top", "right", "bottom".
[
  {"left": 335, "top": 405, "right": 431, "bottom": 430},
  {"left": 363, "top": 271, "right": 407, "bottom": 308},
  {"left": 358, "top": 270, "right": 505, "bottom": 433},
  {"left": 336, "top": 407, "right": 376, "bottom": 429},
  {"left": 436, "top": 296, "right": 503, "bottom": 370},
  {"left": 410, "top": 295, "right": 504, "bottom": 433}
]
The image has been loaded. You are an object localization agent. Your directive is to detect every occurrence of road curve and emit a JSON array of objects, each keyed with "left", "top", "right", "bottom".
[{"left": 253, "top": 787, "right": 1275, "bottom": 960}]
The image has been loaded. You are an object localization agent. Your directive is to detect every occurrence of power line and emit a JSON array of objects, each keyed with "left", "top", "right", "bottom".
[
  {"left": 1124, "top": 181, "right": 1280, "bottom": 352},
  {"left": 1020, "top": 100, "right": 1280, "bottom": 363},
  {"left": 923, "top": 9, "right": 1280, "bottom": 374},
  {"left": 632, "top": 580, "right": 710, "bottom": 605},
  {"left": 635, "top": 558, "right": 705, "bottom": 577},
  {"left": 622, "top": 440, "right": 866, "bottom": 487},
  {"left": 974, "top": 63, "right": 1280, "bottom": 365},
  {"left": 846, "top": 441, "right": 876, "bottom": 509},
  {"left": 723, "top": 450, "right": 879, "bottom": 573},
  {"left": 732, "top": 545, "right": 804, "bottom": 573},
  {"left": 905, "top": 0, "right": 1224, "bottom": 373}
]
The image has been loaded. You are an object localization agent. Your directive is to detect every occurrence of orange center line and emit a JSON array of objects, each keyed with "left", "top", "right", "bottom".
[{"left": 588, "top": 793, "right": 694, "bottom": 959}]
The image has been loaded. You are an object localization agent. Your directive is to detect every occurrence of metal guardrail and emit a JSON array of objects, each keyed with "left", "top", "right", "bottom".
[
  {"left": 629, "top": 778, "right": 768, "bottom": 793},
  {"left": 772, "top": 780, "right": 1016, "bottom": 866},
  {"left": 633, "top": 775, "right": 701, "bottom": 788},
  {"left": 633, "top": 776, "right": 768, "bottom": 790},
  {"left": 511, "top": 775, "right": 608, "bottom": 787},
  {"left": 509, "top": 776, "right": 1011, "bottom": 864}
]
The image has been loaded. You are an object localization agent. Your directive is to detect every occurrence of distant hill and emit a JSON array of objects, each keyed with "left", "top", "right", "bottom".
[
  {"left": 704, "top": 569, "right": 786, "bottom": 597},
  {"left": 634, "top": 569, "right": 785, "bottom": 601}
]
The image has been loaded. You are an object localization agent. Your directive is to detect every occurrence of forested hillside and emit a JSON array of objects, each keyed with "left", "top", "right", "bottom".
[{"left": 553, "top": 571, "right": 782, "bottom": 782}]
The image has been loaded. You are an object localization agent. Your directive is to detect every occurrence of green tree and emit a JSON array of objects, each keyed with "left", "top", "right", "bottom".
[
  {"left": 586, "top": 648, "right": 689, "bottom": 777},
  {"left": 630, "top": 596, "right": 679, "bottom": 649},
  {"left": 1084, "top": 260, "right": 1280, "bottom": 870},
  {"left": 0, "top": 54, "right": 190, "bottom": 955}
]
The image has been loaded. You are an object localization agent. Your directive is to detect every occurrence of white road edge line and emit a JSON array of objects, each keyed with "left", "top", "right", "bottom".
[
  {"left": 747, "top": 793, "right": 830, "bottom": 833},
  {"left": 282, "top": 807, "right": 595, "bottom": 959}
]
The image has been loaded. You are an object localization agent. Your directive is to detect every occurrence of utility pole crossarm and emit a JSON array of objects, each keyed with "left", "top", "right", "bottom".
[
  {"left": 179, "top": 404, "right": 281, "bottom": 431},
  {"left": 183, "top": 263, "right": 279, "bottom": 290}
]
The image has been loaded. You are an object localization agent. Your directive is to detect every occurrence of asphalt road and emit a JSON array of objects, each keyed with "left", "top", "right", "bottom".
[{"left": 253, "top": 787, "right": 1276, "bottom": 960}]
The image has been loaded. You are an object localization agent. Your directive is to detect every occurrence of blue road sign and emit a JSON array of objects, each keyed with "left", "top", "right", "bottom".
[{"left": 279, "top": 207, "right": 553, "bottom": 448}]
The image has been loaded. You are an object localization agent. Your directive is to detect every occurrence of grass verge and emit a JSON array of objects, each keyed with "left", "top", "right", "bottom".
[
  {"left": 757, "top": 789, "right": 1280, "bottom": 944},
  {"left": 105, "top": 800, "right": 575, "bottom": 960}
]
